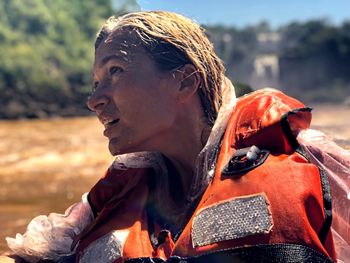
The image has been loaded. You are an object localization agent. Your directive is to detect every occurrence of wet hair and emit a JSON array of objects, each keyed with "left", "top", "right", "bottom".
[{"left": 95, "top": 11, "right": 225, "bottom": 126}]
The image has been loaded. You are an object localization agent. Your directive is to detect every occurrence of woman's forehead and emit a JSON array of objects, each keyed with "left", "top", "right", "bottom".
[
  {"left": 108, "top": 29, "right": 143, "bottom": 49},
  {"left": 95, "top": 29, "right": 147, "bottom": 64}
]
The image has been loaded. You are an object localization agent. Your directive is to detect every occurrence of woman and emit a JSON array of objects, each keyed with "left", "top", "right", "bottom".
[{"left": 4, "top": 11, "right": 349, "bottom": 263}]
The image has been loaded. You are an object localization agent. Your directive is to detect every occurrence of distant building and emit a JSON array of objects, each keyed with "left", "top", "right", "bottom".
[{"left": 250, "top": 32, "right": 281, "bottom": 89}]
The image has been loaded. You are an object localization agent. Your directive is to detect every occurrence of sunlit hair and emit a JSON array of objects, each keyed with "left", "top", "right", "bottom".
[{"left": 95, "top": 11, "right": 225, "bottom": 125}]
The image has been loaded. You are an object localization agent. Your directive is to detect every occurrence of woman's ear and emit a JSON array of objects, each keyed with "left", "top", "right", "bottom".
[{"left": 175, "top": 64, "right": 201, "bottom": 102}]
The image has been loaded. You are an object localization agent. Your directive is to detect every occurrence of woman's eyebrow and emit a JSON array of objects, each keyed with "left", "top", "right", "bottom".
[{"left": 101, "top": 54, "right": 125, "bottom": 66}]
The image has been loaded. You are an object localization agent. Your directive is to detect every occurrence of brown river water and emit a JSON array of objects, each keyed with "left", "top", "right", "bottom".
[{"left": 0, "top": 104, "right": 349, "bottom": 253}]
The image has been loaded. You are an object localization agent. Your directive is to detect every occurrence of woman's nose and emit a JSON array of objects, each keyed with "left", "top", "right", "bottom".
[{"left": 86, "top": 91, "right": 109, "bottom": 113}]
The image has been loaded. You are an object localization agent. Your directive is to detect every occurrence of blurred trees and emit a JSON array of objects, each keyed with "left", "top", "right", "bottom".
[
  {"left": 207, "top": 20, "right": 350, "bottom": 102},
  {"left": 206, "top": 24, "right": 259, "bottom": 92},
  {"left": 278, "top": 20, "right": 350, "bottom": 101},
  {"left": 0, "top": 0, "right": 113, "bottom": 118},
  {"left": 0, "top": 0, "right": 349, "bottom": 118}
]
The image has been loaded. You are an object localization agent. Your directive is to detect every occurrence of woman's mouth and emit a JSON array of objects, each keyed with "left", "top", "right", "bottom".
[
  {"left": 103, "top": 119, "right": 119, "bottom": 128},
  {"left": 100, "top": 116, "right": 120, "bottom": 128},
  {"left": 102, "top": 118, "right": 120, "bottom": 137}
]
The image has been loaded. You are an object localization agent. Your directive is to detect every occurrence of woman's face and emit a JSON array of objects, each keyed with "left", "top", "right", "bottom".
[{"left": 88, "top": 30, "right": 179, "bottom": 155}]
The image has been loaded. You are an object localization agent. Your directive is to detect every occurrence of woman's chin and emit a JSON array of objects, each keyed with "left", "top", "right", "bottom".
[
  {"left": 108, "top": 141, "right": 122, "bottom": 156},
  {"left": 108, "top": 137, "right": 151, "bottom": 156},
  {"left": 108, "top": 140, "right": 135, "bottom": 156}
]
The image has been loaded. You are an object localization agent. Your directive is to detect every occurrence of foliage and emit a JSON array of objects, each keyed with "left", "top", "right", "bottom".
[
  {"left": 205, "top": 20, "right": 350, "bottom": 102},
  {"left": 0, "top": 0, "right": 113, "bottom": 118},
  {"left": 277, "top": 20, "right": 350, "bottom": 101},
  {"left": 0, "top": 1, "right": 349, "bottom": 118},
  {"left": 233, "top": 82, "right": 253, "bottom": 97}
]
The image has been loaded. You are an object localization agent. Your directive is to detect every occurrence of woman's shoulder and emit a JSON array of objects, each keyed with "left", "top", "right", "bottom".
[
  {"left": 234, "top": 88, "right": 308, "bottom": 127},
  {"left": 229, "top": 88, "right": 311, "bottom": 153}
]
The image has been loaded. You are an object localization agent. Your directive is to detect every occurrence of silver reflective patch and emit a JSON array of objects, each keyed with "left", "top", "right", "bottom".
[
  {"left": 192, "top": 194, "right": 273, "bottom": 247},
  {"left": 80, "top": 231, "right": 123, "bottom": 263}
]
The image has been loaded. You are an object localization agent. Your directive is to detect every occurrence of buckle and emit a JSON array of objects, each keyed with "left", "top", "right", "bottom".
[{"left": 222, "top": 145, "right": 269, "bottom": 177}]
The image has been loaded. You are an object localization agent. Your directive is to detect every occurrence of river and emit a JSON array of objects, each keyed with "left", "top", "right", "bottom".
[{"left": 0, "top": 104, "right": 349, "bottom": 253}]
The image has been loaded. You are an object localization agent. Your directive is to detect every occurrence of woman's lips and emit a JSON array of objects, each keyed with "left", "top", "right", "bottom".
[
  {"left": 105, "top": 119, "right": 119, "bottom": 127},
  {"left": 103, "top": 119, "right": 120, "bottom": 137}
]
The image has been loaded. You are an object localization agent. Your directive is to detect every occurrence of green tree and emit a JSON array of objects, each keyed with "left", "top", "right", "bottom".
[
  {"left": 279, "top": 20, "right": 350, "bottom": 101},
  {"left": 0, "top": 0, "right": 114, "bottom": 118}
]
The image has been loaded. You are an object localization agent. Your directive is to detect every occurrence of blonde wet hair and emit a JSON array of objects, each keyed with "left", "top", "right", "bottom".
[{"left": 95, "top": 11, "right": 226, "bottom": 125}]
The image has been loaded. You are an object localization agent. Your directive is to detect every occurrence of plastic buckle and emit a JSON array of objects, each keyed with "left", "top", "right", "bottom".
[{"left": 222, "top": 145, "right": 269, "bottom": 176}]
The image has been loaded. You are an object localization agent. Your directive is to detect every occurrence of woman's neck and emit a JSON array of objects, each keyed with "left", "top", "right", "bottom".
[
  {"left": 151, "top": 94, "right": 211, "bottom": 226},
  {"left": 162, "top": 118, "right": 209, "bottom": 202}
]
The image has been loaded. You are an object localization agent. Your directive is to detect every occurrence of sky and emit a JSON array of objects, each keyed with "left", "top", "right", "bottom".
[{"left": 136, "top": 0, "right": 350, "bottom": 28}]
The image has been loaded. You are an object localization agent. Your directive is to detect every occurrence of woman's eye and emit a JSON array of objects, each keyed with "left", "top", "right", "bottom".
[{"left": 109, "top": 66, "right": 123, "bottom": 75}]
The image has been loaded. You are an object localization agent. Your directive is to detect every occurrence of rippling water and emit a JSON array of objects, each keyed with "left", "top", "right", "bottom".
[
  {"left": 0, "top": 117, "right": 114, "bottom": 253},
  {"left": 0, "top": 105, "right": 349, "bottom": 253}
]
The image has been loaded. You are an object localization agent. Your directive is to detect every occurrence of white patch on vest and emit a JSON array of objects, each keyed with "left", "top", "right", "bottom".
[
  {"left": 80, "top": 230, "right": 129, "bottom": 263},
  {"left": 191, "top": 194, "right": 273, "bottom": 247}
]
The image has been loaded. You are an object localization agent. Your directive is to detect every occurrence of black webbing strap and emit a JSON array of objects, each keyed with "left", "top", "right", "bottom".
[
  {"left": 86, "top": 193, "right": 98, "bottom": 218},
  {"left": 318, "top": 167, "right": 333, "bottom": 245},
  {"left": 280, "top": 107, "right": 312, "bottom": 151},
  {"left": 125, "top": 243, "right": 333, "bottom": 263},
  {"left": 296, "top": 145, "right": 333, "bottom": 245}
]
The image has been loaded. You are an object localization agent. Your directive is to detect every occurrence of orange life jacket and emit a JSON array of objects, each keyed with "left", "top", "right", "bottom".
[{"left": 74, "top": 89, "right": 336, "bottom": 263}]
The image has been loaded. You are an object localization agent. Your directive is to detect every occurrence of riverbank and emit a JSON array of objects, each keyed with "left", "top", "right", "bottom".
[{"left": 310, "top": 104, "right": 350, "bottom": 148}]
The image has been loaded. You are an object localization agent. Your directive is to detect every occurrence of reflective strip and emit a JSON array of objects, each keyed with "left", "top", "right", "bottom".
[
  {"left": 80, "top": 230, "right": 129, "bottom": 263},
  {"left": 192, "top": 194, "right": 273, "bottom": 247}
]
